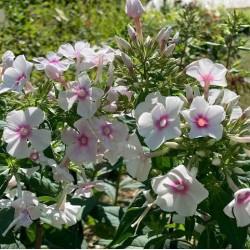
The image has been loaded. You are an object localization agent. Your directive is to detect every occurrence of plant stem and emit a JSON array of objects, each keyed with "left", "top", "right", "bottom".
[{"left": 34, "top": 220, "right": 43, "bottom": 249}]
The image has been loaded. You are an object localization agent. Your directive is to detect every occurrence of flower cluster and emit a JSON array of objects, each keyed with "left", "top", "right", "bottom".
[{"left": 0, "top": 0, "right": 250, "bottom": 248}]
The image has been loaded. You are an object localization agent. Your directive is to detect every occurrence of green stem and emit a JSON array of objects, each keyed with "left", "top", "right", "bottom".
[
  {"left": 114, "top": 167, "right": 122, "bottom": 205},
  {"left": 34, "top": 220, "right": 43, "bottom": 249}
]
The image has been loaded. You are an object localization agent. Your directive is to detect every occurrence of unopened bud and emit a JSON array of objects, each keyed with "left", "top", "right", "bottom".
[
  {"left": 233, "top": 167, "right": 244, "bottom": 175},
  {"left": 160, "top": 27, "right": 172, "bottom": 51},
  {"left": 155, "top": 27, "right": 166, "bottom": 43},
  {"left": 164, "top": 44, "right": 176, "bottom": 57},
  {"left": 212, "top": 158, "right": 221, "bottom": 166},
  {"left": 121, "top": 52, "right": 134, "bottom": 73},
  {"left": 127, "top": 24, "right": 137, "bottom": 42},
  {"left": 207, "top": 138, "right": 216, "bottom": 146},
  {"left": 179, "top": 93, "right": 188, "bottom": 105},
  {"left": 185, "top": 84, "right": 193, "bottom": 103},
  {"left": 193, "top": 85, "right": 201, "bottom": 97},
  {"left": 115, "top": 36, "right": 131, "bottom": 51},
  {"left": 172, "top": 31, "right": 179, "bottom": 44},
  {"left": 196, "top": 150, "right": 206, "bottom": 157}
]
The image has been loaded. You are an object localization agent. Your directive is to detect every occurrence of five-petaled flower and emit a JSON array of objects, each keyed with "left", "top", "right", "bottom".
[
  {"left": 181, "top": 96, "right": 225, "bottom": 140},
  {"left": 137, "top": 96, "right": 183, "bottom": 150},
  {"left": 61, "top": 118, "right": 97, "bottom": 163},
  {"left": 224, "top": 188, "right": 250, "bottom": 227},
  {"left": 58, "top": 72, "right": 104, "bottom": 118},
  {"left": 152, "top": 165, "right": 209, "bottom": 216},
  {"left": 3, "top": 107, "right": 51, "bottom": 159}
]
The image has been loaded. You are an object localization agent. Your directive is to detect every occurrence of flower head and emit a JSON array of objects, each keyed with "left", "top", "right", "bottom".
[
  {"left": 181, "top": 96, "right": 225, "bottom": 140},
  {"left": 0, "top": 55, "right": 33, "bottom": 94},
  {"left": 152, "top": 165, "right": 208, "bottom": 216},
  {"left": 186, "top": 58, "right": 227, "bottom": 88},
  {"left": 58, "top": 72, "right": 104, "bottom": 118},
  {"left": 224, "top": 188, "right": 250, "bottom": 227},
  {"left": 138, "top": 96, "right": 183, "bottom": 150},
  {"left": 61, "top": 118, "right": 97, "bottom": 163},
  {"left": 3, "top": 107, "right": 51, "bottom": 159},
  {"left": 125, "top": 0, "right": 146, "bottom": 19}
]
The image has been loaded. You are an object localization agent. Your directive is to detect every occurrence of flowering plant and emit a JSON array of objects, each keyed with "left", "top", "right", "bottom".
[{"left": 0, "top": 0, "right": 250, "bottom": 248}]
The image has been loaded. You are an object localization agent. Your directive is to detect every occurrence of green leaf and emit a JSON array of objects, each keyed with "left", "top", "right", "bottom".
[
  {"left": 197, "top": 227, "right": 220, "bottom": 248},
  {"left": 144, "top": 235, "right": 167, "bottom": 249},
  {"left": 91, "top": 205, "right": 124, "bottom": 228},
  {"left": 28, "top": 172, "right": 59, "bottom": 197},
  {"left": 210, "top": 188, "right": 247, "bottom": 248},
  {"left": 0, "top": 174, "right": 12, "bottom": 198},
  {"left": 108, "top": 192, "right": 145, "bottom": 247},
  {"left": 185, "top": 216, "right": 195, "bottom": 241}
]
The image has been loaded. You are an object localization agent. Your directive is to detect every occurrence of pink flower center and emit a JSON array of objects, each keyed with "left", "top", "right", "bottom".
[
  {"left": 171, "top": 180, "right": 189, "bottom": 195},
  {"left": 18, "top": 126, "right": 31, "bottom": 139},
  {"left": 201, "top": 73, "right": 214, "bottom": 84},
  {"left": 16, "top": 72, "right": 27, "bottom": 85},
  {"left": 195, "top": 115, "right": 208, "bottom": 128},
  {"left": 77, "top": 88, "right": 89, "bottom": 100},
  {"left": 155, "top": 115, "right": 169, "bottom": 131},
  {"left": 101, "top": 124, "right": 113, "bottom": 137},
  {"left": 29, "top": 152, "right": 40, "bottom": 161},
  {"left": 49, "top": 58, "right": 59, "bottom": 64},
  {"left": 78, "top": 134, "right": 89, "bottom": 146},
  {"left": 236, "top": 191, "right": 250, "bottom": 205}
]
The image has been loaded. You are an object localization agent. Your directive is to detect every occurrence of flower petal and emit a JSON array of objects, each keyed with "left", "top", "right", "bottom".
[{"left": 29, "top": 129, "right": 51, "bottom": 151}]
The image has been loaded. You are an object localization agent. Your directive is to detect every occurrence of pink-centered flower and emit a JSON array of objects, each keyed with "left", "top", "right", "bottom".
[
  {"left": 181, "top": 96, "right": 225, "bottom": 140},
  {"left": 138, "top": 96, "right": 183, "bottom": 150},
  {"left": 33, "top": 51, "right": 74, "bottom": 71},
  {"left": 0, "top": 55, "right": 33, "bottom": 94},
  {"left": 58, "top": 72, "right": 104, "bottom": 118},
  {"left": 3, "top": 107, "right": 51, "bottom": 159},
  {"left": 61, "top": 118, "right": 97, "bottom": 163},
  {"left": 224, "top": 188, "right": 250, "bottom": 227},
  {"left": 186, "top": 58, "right": 227, "bottom": 95},
  {"left": 90, "top": 116, "right": 129, "bottom": 150},
  {"left": 152, "top": 165, "right": 209, "bottom": 216}
]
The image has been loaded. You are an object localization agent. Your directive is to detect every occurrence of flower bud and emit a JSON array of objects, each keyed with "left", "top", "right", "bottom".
[
  {"left": 125, "top": 0, "right": 145, "bottom": 19},
  {"left": 160, "top": 27, "right": 172, "bottom": 51},
  {"left": 233, "top": 167, "right": 245, "bottom": 175},
  {"left": 121, "top": 52, "right": 134, "bottom": 74},
  {"left": 127, "top": 24, "right": 137, "bottom": 42},
  {"left": 196, "top": 150, "right": 206, "bottom": 157},
  {"left": 164, "top": 44, "right": 176, "bottom": 57},
  {"left": 2, "top": 50, "right": 15, "bottom": 70},
  {"left": 115, "top": 36, "right": 131, "bottom": 51},
  {"left": 155, "top": 27, "right": 166, "bottom": 43},
  {"left": 242, "top": 106, "right": 250, "bottom": 120},
  {"left": 172, "top": 31, "right": 179, "bottom": 44},
  {"left": 193, "top": 85, "right": 201, "bottom": 97},
  {"left": 164, "top": 142, "right": 179, "bottom": 149},
  {"left": 212, "top": 158, "right": 221, "bottom": 166},
  {"left": 185, "top": 84, "right": 193, "bottom": 103}
]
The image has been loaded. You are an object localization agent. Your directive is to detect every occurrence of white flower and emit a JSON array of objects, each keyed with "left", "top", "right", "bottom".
[
  {"left": 152, "top": 165, "right": 208, "bottom": 216},
  {"left": 138, "top": 96, "right": 183, "bottom": 150},
  {"left": 3, "top": 107, "right": 51, "bottom": 159},
  {"left": 186, "top": 58, "right": 227, "bottom": 88},
  {"left": 61, "top": 118, "right": 97, "bottom": 163},
  {"left": 1, "top": 191, "right": 41, "bottom": 236},
  {"left": 224, "top": 188, "right": 250, "bottom": 227},
  {"left": 0, "top": 55, "right": 33, "bottom": 94},
  {"left": 123, "top": 133, "right": 151, "bottom": 182},
  {"left": 58, "top": 72, "right": 103, "bottom": 118},
  {"left": 125, "top": 0, "right": 146, "bottom": 19},
  {"left": 44, "top": 202, "right": 81, "bottom": 229},
  {"left": 90, "top": 116, "right": 129, "bottom": 150},
  {"left": 181, "top": 96, "right": 225, "bottom": 140}
]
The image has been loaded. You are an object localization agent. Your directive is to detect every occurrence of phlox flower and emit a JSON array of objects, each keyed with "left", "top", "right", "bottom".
[
  {"left": 61, "top": 118, "right": 97, "bottom": 163},
  {"left": 72, "top": 181, "right": 106, "bottom": 198},
  {"left": 134, "top": 91, "right": 166, "bottom": 122},
  {"left": 58, "top": 72, "right": 104, "bottom": 118},
  {"left": 90, "top": 116, "right": 129, "bottom": 150},
  {"left": 123, "top": 133, "right": 151, "bottom": 182},
  {"left": 138, "top": 96, "right": 183, "bottom": 150},
  {"left": 186, "top": 58, "right": 227, "bottom": 90},
  {"left": 3, "top": 107, "right": 51, "bottom": 159},
  {"left": 58, "top": 41, "right": 90, "bottom": 59},
  {"left": 33, "top": 51, "right": 74, "bottom": 71},
  {"left": 224, "top": 188, "right": 250, "bottom": 227},
  {"left": 0, "top": 55, "right": 33, "bottom": 94},
  {"left": 152, "top": 165, "right": 209, "bottom": 216},
  {"left": 28, "top": 147, "right": 56, "bottom": 166},
  {"left": 1, "top": 191, "right": 41, "bottom": 236},
  {"left": 181, "top": 96, "right": 225, "bottom": 140},
  {"left": 44, "top": 202, "right": 81, "bottom": 229}
]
